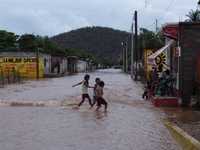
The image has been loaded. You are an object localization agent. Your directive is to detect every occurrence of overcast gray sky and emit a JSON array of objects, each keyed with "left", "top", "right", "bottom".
[{"left": 0, "top": 0, "right": 198, "bottom": 36}]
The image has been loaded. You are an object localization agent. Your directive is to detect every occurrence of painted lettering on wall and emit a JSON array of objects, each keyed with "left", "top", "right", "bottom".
[{"left": 0, "top": 57, "right": 44, "bottom": 78}]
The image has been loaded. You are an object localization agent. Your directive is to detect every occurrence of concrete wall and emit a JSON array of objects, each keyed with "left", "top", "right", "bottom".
[
  {"left": 41, "top": 54, "right": 51, "bottom": 75},
  {"left": 67, "top": 56, "right": 78, "bottom": 73},
  {"left": 60, "top": 58, "right": 68, "bottom": 74},
  {"left": 51, "top": 56, "right": 68, "bottom": 74},
  {"left": 77, "top": 60, "right": 87, "bottom": 72},
  {"left": 0, "top": 52, "right": 48, "bottom": 78},
  {"left": 179, "top": 22, "right": 200, "bottom": 105}
]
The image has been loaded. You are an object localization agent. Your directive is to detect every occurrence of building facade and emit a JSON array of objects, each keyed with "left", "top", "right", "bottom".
[
  {"left": 0, "top": 52, "right": 50, "bottom": 78},
  {"left": 51, "top": 56, "right": 68, "bottom": 75},
  {"left": 77, "top": 60, "right": 87, "bottom": 72},
  {"left": 149, "top": 22, "right": 200, "bottom": 106}
]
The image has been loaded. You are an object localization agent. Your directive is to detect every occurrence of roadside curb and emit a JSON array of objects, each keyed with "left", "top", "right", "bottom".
[
  {"left": 0, "top": 100, "right": 60, "bottom": 107},
  {"left": 164, "top": 120, "right": 200, "bottom": 150}
]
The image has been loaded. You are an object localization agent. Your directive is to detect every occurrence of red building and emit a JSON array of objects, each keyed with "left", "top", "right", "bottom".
[{"left": 149, "top": 22, "right": 200, "bottom": 106}]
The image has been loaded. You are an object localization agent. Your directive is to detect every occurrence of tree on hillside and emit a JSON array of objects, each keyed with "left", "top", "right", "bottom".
[
  {"left": 40, "top": 36, "right": 66, "bottom": 56},
  {"left": 18, "top": 34, "right": 66, "bottom": 55},
  {"left": 138, "top": 28, "right": 164, "bottom": 59},
  {"left": 186, "top": 9, "right": 200, "bottom": 22},
  {"left": 18, "top": 34, "right": 37, "bottom": 51},
  {"left": 121, "top": 28, "right": 164, "bottom": 67},
  {"left": 0, "top": 30, "right": 18, "bottom": 50},
  {"left": 139, "top": 28, "right": 164, "bottom": 49},
  {"left": 65, "top": 48, "right": 97, "bottom": 64},
  {"left": 51, "top": 26, "right": 130, "bottom": 65}
]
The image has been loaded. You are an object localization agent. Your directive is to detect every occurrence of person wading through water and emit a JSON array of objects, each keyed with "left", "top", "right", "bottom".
[
  {"left": 92, "top": 77, "right": 101, "bottom": 107},
  {"left": 96, "top": 81, "right": 108, "bottom": 112},
  {"left": 72, "top": 74, "right": 93, "bottom": 108}
]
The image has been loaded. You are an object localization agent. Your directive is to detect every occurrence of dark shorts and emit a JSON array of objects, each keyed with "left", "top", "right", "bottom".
[
  {"left": 78, "top": 94, "right": 93, "bottom": 107},
  {"left": 82, "top": 94, "right": 90, "bottom": 99},
  {"left": 97, "top": 97, "right": 107, "bottom": 107}
]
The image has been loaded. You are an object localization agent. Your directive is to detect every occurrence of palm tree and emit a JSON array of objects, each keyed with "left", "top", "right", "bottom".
[{"left": 186, "top": 9, "right": 200, "bottom": 22}]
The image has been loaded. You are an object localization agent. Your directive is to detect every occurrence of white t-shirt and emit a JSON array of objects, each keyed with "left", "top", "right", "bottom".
[{"left": 81, "top": 80, "right": 88, "bottom": 94}]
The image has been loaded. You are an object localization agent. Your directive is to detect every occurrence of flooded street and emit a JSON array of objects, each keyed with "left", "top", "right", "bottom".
[{"left": 0, "top": 69, "right": 181, "bottom": 150}]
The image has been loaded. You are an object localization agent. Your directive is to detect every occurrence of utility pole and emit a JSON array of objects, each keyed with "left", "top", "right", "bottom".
[
  {"left": 131, "top": 15, "right": 134, "bottom": 78},
  {"left": 197, "top": 0, "right": 200, "bottom": 22},
  {"left": 156, "top": 19, "right": 158, "bottom": 33},
  {"left": 121, "top": 42, "right": 125, "bottom": 72},
  {"left": 198, "top": 0, "right": 200, "bottom": 10},
  {"left": 36, "top": 48, "right": 39, "bottom": 79},
  {"left": 125, "top": 40, "right": 128, "bottom": 73},
  {"left": 134, "top": 10, "right": 138, "bottom": 81},
  {"left": 145, "top": 0, "right": 148, "bottom": 8}
]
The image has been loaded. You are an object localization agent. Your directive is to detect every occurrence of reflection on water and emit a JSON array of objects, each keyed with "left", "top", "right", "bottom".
[
  {"left": 94, "top": 110, "right": 108, "bottom": 119},
  {"left": 163, "top": 107, "right": 200, "bottom": 123}
]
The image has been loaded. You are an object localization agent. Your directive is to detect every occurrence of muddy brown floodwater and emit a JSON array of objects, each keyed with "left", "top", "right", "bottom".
[{"left": 0, "top": 69, "right": 181, "bottom": 150}]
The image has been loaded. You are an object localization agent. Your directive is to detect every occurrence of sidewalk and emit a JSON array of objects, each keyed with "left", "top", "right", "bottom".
[{"left": 163, "top": 107, "right": 200, "bottom": 142}]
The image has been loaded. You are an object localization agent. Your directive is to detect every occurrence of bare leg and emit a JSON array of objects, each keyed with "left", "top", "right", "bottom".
[
  {"left": 101, "top": 97, "right": 108, "bottom": 111},
  {"left": 96, "top": 97, "right": 101, "bottom": 111},
  {"left": 92, "top": 96, "right": 97, "bottom": 107},
  {"left": 78, "top": 94, "right": 85, "bottom": 107},
  {"left": 104, "top": 101, "right": 108, "bottom": 111},
  {"left": 85, "top": 94, "right": 93, "bottom": 107}
]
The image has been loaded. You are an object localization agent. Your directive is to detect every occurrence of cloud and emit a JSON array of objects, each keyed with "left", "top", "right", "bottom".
[{"left": 0, "top": 0, "right": 198, "bottom": 36}]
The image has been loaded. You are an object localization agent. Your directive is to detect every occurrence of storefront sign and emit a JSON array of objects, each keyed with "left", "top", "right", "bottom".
[
  {"left": 0, "top": 57, "right": 37, "bottom": 63},
  {"left": 0, "top": 57, "right": 44, "bottom": 78}
]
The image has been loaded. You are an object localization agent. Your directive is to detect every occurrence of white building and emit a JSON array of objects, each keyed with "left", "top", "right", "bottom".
[
  {"left": 42, "top": 54, "right": 51, "bottom": 75},
  {"left": 77, "top": 60, "right": 87, "bottom": 72}
]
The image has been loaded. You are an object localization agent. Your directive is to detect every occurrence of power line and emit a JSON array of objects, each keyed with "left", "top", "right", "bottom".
[
  {"left": 145, "top": 22, "right": 156, "bottom": 29},
  {"left": 143, "top": 0, "right": 176, "bottom": 30},
  {"left": 145, "top": 0, "right": 148, "bottom": 8},
  {"left": 157, "top": 0, "right": 176, "bottom": 23},
  {"left": 165, "top": 0, "right": 176, "bottom": 12}
]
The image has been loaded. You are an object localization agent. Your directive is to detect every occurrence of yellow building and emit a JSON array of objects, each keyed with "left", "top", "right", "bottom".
[{"left": 0, "top": 52, "right": 46, "bottom": 79}]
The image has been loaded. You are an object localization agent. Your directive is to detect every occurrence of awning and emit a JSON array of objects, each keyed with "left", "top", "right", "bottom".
[
  {"left": 148, "top": 39, "right": 174, "bottom": 60},
  {"left": 162, "top": 23, "right": 178, "bottom": 40}
]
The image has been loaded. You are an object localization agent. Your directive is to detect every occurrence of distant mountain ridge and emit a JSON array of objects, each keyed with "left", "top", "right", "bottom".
[{"left": 51, "top": 26, "right": 130, "bottom": 65}]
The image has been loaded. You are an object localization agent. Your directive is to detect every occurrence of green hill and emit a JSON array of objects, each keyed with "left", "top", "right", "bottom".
[{"left": 51, "top": 26, "right": 130, "bottom": 65}]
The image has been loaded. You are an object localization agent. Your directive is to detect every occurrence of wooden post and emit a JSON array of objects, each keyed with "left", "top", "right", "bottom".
[
  {"left": 125, "top": 40, "right": 128, "bottom": 72},
  {"left": 134, "top": 10, "right": 138, "bottom": 81},
  {"left": 131, "top": 16, "right": 134, "bottom": 78},
  {"left": 36, "top": 48, "right": 39, "bottom": 79}
]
